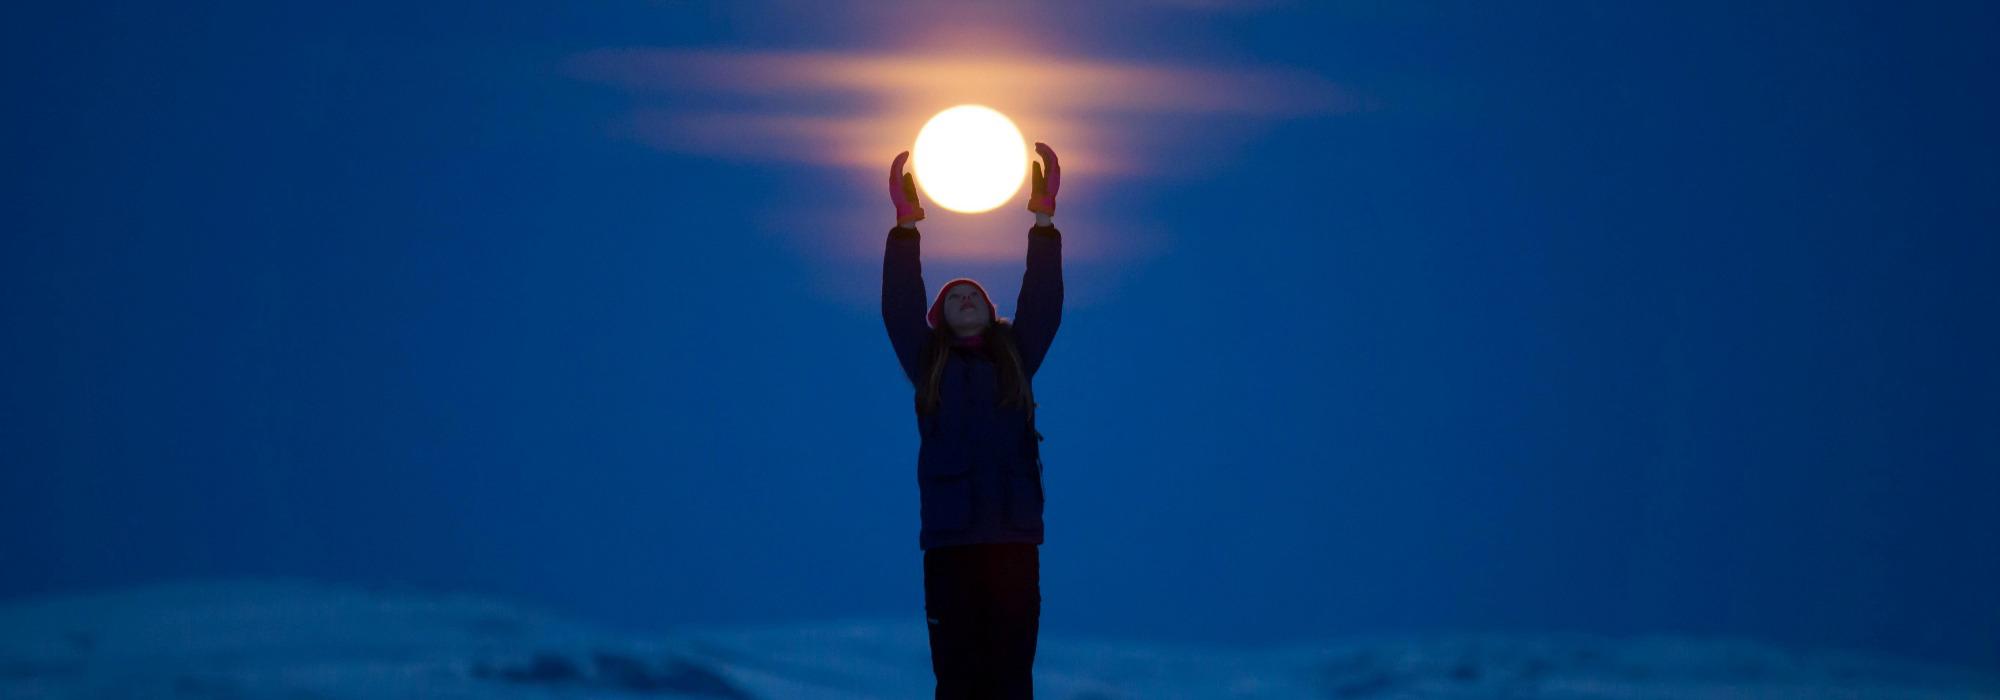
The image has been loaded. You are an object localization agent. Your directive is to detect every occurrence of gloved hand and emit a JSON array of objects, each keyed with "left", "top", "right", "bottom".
[
  {"left": 890, "top": 150, "right": 925, "bottom": 227},
  {"left": 1027, "top": 142, "right": 1060, "bottom": 217}
]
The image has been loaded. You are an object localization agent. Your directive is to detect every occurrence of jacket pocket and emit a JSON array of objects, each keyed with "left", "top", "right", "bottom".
[
  {"left": 1004, "top": 456, "right": 1044, "bottom": 530},
  {"left": 918, "top": 439, "right": 973, "bottom": 478},
  {"left": 921, "top": 471, "right": 974, "bottom": 531}
]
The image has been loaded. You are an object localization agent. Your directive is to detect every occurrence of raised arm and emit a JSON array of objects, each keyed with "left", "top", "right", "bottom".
[
  {"left": 1013, "top": 223, "right": 1064, "bottom": 377},
  {"left": 882, "top": 150, "right": 931, "bottom": 387},
  {"left": 1015, "top": 142, "right": 1065, "bottom": 377},
  {"left": 883, "top": 225, "right": 930, "bottom": 386}
]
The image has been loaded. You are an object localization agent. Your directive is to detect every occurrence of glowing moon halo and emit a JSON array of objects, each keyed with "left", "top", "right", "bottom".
[{"left": 911, "top": 105, "right": 1028, "bottom": 214}]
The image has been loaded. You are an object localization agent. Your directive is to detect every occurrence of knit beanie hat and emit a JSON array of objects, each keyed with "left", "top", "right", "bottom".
[{"left": 927, "top": 278, "right": 997, "bottom": 338}]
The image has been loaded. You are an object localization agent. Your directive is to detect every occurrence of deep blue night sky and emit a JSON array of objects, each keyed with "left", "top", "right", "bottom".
[{"left": 4, "top": 1, "right": 1996, "bottom": 670}]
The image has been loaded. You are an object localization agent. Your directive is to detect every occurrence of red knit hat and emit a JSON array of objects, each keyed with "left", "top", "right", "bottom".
[{"left": 927, "top": 278, "right": 997, "bottom": 330}]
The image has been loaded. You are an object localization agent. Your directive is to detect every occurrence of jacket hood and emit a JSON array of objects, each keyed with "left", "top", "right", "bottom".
[{"left": 927, "top": 278, "right": 997, "bottom": 330}]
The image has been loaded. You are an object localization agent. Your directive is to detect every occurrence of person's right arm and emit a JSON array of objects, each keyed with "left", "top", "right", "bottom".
[
  {"left": 882, "top": 223, "right": 929, "bottom": 387},
  {"left": 883, "top": 150, "right": 931, "bottom": 387}
]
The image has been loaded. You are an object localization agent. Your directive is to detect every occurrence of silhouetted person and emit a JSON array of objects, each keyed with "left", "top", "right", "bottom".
[{"left": 882, "top": 143, "right": 1064, "bottom": 699}]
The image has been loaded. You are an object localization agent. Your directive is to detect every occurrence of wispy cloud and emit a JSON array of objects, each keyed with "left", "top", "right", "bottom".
[
  {"left": 567, "top": 45, "right": 1364, "bottom": 178},
  {"left": 560, "top": 3, "right": 1365, "bottom": 286}
]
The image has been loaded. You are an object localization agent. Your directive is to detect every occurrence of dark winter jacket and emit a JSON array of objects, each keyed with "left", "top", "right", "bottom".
[{"left": 882, "top": 223, "right": 1063, "bottom": 550}]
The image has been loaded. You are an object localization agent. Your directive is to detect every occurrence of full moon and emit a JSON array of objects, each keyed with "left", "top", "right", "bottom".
[{"left": 911, "top": 105, "right": 1028, "bottom": 214}]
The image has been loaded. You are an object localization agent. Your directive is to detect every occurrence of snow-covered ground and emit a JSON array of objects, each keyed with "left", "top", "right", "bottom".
[{"left": 1, "top": 578, "right": 1993, "bottom": 699}]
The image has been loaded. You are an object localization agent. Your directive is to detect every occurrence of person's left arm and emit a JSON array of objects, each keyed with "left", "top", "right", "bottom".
[
  {"left": 1014, "top": 142, "right": 1065, "bottom": 377},
  {"left": 1013, "top": 218, "right": 1063, "bottom": 377}
]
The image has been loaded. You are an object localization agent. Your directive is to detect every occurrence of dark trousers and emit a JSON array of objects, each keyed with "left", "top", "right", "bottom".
[{"left": 923, "top": 542, "right": 1040, "bottom": 699}]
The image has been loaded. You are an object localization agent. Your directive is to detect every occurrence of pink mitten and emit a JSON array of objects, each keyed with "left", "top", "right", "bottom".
[
  {"left": 890, "top": 150, "right": 925, "bottom": 226},
  {"left": 1027, "top": 142, "right": 1060, "bottom": 216}
]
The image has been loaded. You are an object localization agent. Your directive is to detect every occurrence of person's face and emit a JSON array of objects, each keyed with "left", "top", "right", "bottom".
[{"left": 942, "top": 283, "right": 990, "bottom": 335}]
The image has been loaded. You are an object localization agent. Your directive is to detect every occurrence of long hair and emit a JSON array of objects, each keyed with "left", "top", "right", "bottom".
[{"left": 915, "top": 318, "right": 1035, "bottom": 416}]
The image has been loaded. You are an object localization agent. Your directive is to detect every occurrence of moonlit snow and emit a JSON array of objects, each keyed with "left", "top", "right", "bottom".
[{"left": 2, "top": 579, "right": 1994, "bottom": 699}]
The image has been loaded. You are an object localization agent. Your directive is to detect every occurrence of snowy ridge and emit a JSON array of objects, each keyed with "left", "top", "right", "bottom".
[{"left": 1, "top": 578, "right": 1994, "bottom": 699}]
